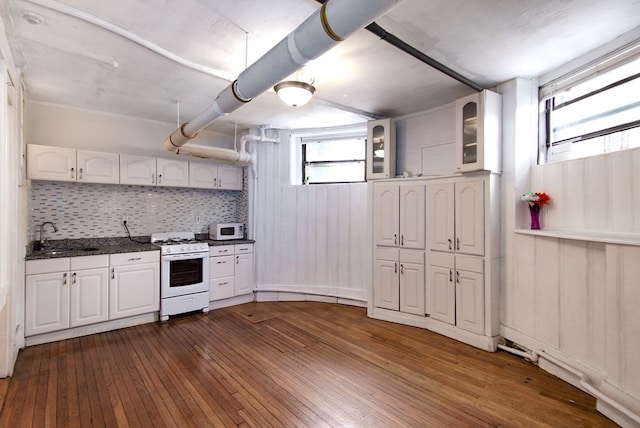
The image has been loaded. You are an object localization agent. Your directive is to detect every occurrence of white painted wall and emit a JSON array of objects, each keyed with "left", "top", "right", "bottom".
[{"left": 25, "top": 101, "right": 234, "bottom": 156}]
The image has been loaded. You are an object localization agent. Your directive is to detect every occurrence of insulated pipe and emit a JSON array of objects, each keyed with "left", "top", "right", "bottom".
[{"left": 163, "top": 0, "right": 404, "bottom": 151}]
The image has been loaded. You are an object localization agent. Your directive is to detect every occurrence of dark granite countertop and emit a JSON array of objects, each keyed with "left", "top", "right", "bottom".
[
  {"left": 26, "top": 236, "right": 255, "bottom": 260},
  {"left": 26, "top": 237, "right": 159, "bottom": 261}
]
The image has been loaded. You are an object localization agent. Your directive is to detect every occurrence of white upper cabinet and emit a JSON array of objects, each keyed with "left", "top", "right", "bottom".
[
  {"left": 189, "top": 162, "right": 243, "bottom": 190},
  {"left": 428, "top": 179, "right": 484, "bottom": 256},
  {"left": 366, "top": 118, "right": 396, "bottom": 180},
  {"left": 375, "top": 183, "right": 425, "bottom": 249},
  {"left": 27, "top": 145, "right": 119, "bottom": 184},
  {"left": 77, "top": 150, "right": 119, "bottom": 184},
  {"left": 120, "top": 154, "right": 157, "bottom": 186},
  {"left": 156, "top": 158, "right": 189, "bottom": 187},
  {"left": 189, "top": 162, "right": 218, "bottom": 189},
  {"left": 217, "top": 164, "right": 243, "bottom": 190},
  {"left": 455, "top": 90, "right": 502, "bottom": 173},
  {"left": 27, "top": 144, "right": 77, "bottom": 182}
]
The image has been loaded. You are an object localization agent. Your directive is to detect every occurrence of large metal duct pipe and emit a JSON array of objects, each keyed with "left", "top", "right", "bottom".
[{"left": 163, "top": 0, "right": 404, "bottom": 155}]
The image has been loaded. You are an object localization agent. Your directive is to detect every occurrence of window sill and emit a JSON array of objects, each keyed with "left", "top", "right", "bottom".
[{"left": 514, "top": 228, "right": 640, "bottom": 246}]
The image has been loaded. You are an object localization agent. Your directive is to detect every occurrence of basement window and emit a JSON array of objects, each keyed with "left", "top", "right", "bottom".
[
  {"left": 301, "top": 136, "right": 366, "bottom": 184},
  {"left": 539, "top": 44, "right": 640, "bottom": 163}
]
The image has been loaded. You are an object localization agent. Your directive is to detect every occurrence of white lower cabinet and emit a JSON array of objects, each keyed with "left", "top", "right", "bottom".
[
  {"left": 209, "top": 243, "right": 254, "bottom": 301},
  {"left": 374, "top": 248, "right": 425, "bottom": 315},
  {"left": 109, "top": 251, "right": 160, "bottom": 320},
  {"left": 428, "top": 252, "right": 484, "bottom": 335},
  {"left": 26, "top": 255, "right": 109, "bottom": 336}
]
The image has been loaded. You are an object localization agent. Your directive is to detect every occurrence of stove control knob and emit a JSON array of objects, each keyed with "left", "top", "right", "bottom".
[
  {"left": 165, "top": 247, "right": 171, "bottom": 254},
  {"left": 181, "top": 246, "right": 186, "bottom": 252}
]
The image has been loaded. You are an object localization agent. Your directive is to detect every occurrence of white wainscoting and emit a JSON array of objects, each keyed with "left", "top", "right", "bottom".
[
  {"left": 253, "top": 140, "right": 368, "bottom": 302},
  {"left": 503, "top": 147, "right": 640, "bottom": 425}
]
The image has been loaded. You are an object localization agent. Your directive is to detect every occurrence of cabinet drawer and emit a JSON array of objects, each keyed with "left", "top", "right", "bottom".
[
  {"left": 70, "top": 254, "right": 109, "bottom": 270},
  {"left": 26, "top": 258, "right": 70, "bottom": 275},
  {"left": 210, "top": 277, "right": 235, "bottom": 301},
  {"left": 110, "top": 251, "right": 159, "bottom": 266},
  {"left": 209, "top": 245, "right": 234, "bottom": 257},
  {"left": 429, "top": 252, "right": 454, "bottom": 269},
  {"left": 210, "top": 255, "right": 234, "bottom": 278},
  {"left": 234, "top": 243, "right": 253, "bottom": 254}
]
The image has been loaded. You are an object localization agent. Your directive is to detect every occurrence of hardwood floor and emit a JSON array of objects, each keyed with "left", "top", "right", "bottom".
[{"left": 0, "top": 301, "right": 616, "bottom": 427}]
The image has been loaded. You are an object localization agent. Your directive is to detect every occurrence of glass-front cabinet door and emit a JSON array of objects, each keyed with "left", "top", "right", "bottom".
[
  {"left": 455, "top": 90, "right": 502, "bottom": 173},
  {"left": 366, "top": 118, "right": 396, "bottom": 180}
]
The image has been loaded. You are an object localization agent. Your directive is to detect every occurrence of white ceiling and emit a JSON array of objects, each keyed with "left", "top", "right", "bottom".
[{"left": 1, "top": 0, "right": 639, "bottom": 136}]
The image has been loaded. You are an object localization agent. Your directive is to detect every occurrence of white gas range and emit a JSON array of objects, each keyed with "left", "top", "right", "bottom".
[{"left": 151, "top": 231, "right": 210, "bottom": 321}]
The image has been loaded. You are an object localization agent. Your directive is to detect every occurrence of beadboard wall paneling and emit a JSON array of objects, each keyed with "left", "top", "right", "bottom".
[
  {"left": 530, "top": 148, "right": 640, "bottom": 232},
  {"left": 29, "top": 181, "right": 244, "bottom": 240},
  {"left": 253, "top": 137, "right": 368, "bottom": 301}
]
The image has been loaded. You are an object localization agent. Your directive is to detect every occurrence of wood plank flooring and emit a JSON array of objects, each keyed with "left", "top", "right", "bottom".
[{"left": 0, "top": 301, "right": 616, "bottom": 427}]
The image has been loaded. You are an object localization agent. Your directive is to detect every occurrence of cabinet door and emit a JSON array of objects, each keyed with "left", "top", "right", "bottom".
[
  {"left": 399, "top": 184, "right": 425, "bottom": 249},
  {"left": 70, "top": 268, "right": 109, "bottom": 327},
  {"left": 189, "top": 162, "right": 217, "bottom": 189},
  {"left": 77, "top": 150, "right": 119, "bottom": 184},
  {"left": 399, "top": 261, "right": 425, "bottom": 315},
  {"left": 110, "top": 262, "right": 160, "bottom": 319},
  {"left": 120, "top": 154, "right": 157, "bottom": 186},
  {"left": 428, "top": 253, "right": 455, "bottom": 325},
  {"left": 217, "top": 164, "right": 243, "bottom": 190},
  {"left": 428, "top": 183, "right": 455, "bottom": 252},
  {"left": 455, "top": 268, "right": 485, "bottom": 335},
  {"left": 374, "top": 259, "right": 399, "bottom": 310},
  {"left": 27, "top": 144, "right": 76, "bottom": 182},
  {"left": 455, "top": 180, "right": 485, "bottom": 256},
  {"left": 455, "top": 92, "right": 481, "bottom": 172},
  {"left": 374, "top": 184, "right": 399, "bottom": 247},
  {"left": 25, "top": 272, "right": 70, "bottom": 335},
  {"left": 157, "top": 158, "right": 189, "bottom": 187},
  {"left": 366, "top": 118, "right": 396, "bottom": 180},
  {"left": 234, "top": 253, "right": 254, "bottom": 296}
]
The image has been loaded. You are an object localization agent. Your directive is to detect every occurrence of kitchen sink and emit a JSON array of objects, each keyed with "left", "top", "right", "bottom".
[{"left": 41, "top": 247, "right": 100, "bottom": 254}]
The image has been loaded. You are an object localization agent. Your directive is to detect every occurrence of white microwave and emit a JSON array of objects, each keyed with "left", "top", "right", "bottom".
[{"left": 209, "top": 222, "right": 244, "bottom": 240}]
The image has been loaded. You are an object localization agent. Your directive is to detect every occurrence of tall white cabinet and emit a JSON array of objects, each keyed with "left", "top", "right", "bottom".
[
  {"left": 372, "top": 182, "right": 425, "bottom": 316},
  {"left": 368, "top": 172, "right": 501, "bottom": 352}
]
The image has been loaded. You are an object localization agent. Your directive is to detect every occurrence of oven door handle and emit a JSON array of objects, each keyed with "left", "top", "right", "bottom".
[{"left": 162, "top": 252, "right": 209, "bottom": 261}]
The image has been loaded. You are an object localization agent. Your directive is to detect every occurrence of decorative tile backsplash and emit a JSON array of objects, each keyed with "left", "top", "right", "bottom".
[{"left": 29, "top": 181, "right": 247, "bottom": 241}]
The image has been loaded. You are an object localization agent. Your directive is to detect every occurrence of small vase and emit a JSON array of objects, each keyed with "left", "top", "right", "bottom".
[{"left": 529, "top": 204, "right": 541, "bottom": 230}]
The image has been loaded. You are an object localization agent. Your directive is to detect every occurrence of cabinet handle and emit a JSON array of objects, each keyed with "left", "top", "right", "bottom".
[
  {"left": 448, "top": 238, "right": 452, "bottom": 251},
  {"left": 63, "top": 272, "right": 67, "bottom": 285},
  {"left": 219, "top": 178, "right": 223, "bottom": 188},
  {"left": 70, "top": 167, "right": 75, "bottom": 179},
  {"left": 72, "top": 272, "right": 76, "bottom": 284},
  {"left": 221, "top": 249, "right": 228, "bottom": 253},
  {"left": 394, "top": 234, "right": 397, "bottom": 245},
  {"left": 217, "top": 261, "right": 226, "bottom": 264},
  {"left": 220, "top": 281, "right": 228, "bottom": 286},
  {"left": 151, "top": 173, "right": 155, "bottom": 184},
  {"left": 158, "top": 174, "right": 162, "bottom": 184},
  {"left": 214, "top": 177, "right": 217, "bottom": 187},
  {"left": 456, "top": 271, "right": 460, "bottom": 283},
  {"left": 79, "top": 168, "right": 83, "bottom": 180},
  {"left": 401, "top": 235, "right": 404, "bottom": 246},
  {"left": 128, "top": 257, "right": 142, "bottom": 261},
  {"left": 449, "top": 269, "right": 453, "bottom": 282},
  {"left": 400, "top": 264, "right": 404, "bottom": 275},
  {"left": 236, "top": 256, "right": 239, "bottom": 264},
  {"left": 456, "top": 238, "right": 460, "bottom": 251},
  {"left": 394, "top": 262, "right": 397, "bottom": 273},
  {"left": 111, "top": 268, "right": 115, "bottom": 279}
]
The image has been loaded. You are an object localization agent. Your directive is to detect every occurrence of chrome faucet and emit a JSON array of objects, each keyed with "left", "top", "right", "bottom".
[{"left": 39, "top": 221, "right": 58, "bottom": 248}]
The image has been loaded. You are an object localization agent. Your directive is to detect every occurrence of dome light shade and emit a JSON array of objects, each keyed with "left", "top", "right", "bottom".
[{"left": 274, "top": 81, "right": 316, "bottom": 107}]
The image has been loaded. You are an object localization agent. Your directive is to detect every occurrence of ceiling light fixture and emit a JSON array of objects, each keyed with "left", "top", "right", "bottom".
[
  {"left": 274, "top": 80, "right": 316, "bottom": 107},
  {"left": 23, "top": 12, "right": 44, "bottom": 25}
]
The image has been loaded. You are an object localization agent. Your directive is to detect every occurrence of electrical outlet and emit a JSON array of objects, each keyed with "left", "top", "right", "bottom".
[{"left": 121, "top": 215, "right": 128, "bottom": 224}]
